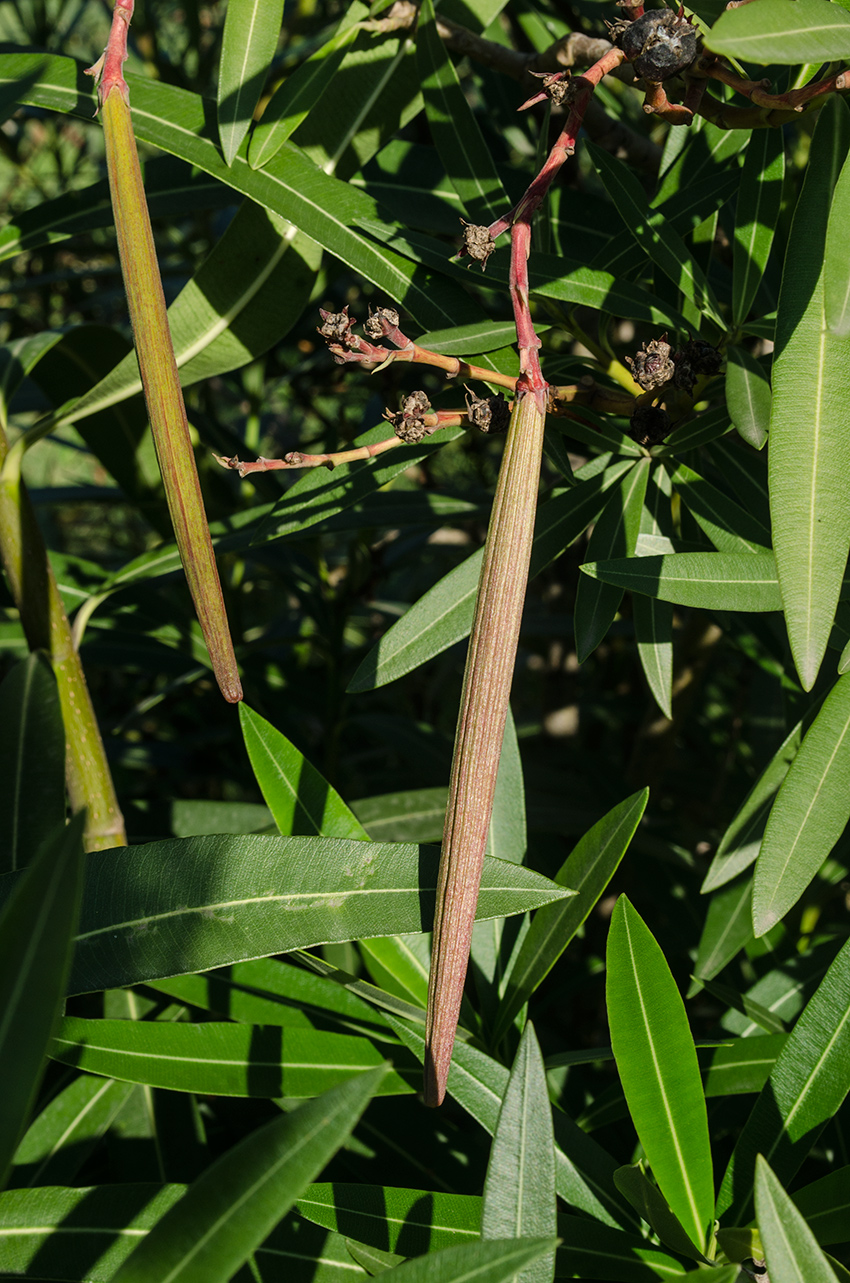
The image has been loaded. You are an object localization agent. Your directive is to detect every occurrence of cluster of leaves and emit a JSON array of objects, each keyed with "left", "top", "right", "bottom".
[{"left": 1, "top": 0, "right": 850, "bottom": 1279}]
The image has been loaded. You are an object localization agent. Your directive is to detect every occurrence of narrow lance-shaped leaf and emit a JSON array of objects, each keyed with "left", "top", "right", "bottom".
[
  {"left": 217, "top": 0, "right": 285, "bottom": 166},
  {"left": 110, "top": 1067, "right": 385, "bottom": 1283},
  {"left": 425, "top": 389, "right": 548, "bottom": 1108},
  {"left": 707, "top": 0, "right": 850, "bottom": 64},
  {"left": 732, "top": 126, "right": 785, "bottom": 328},
  {"left": 717, "top": 934, "right": 850, "bottom": 1225},
  {"left": 581, "top": 551, "right": 782, "bottom": 612},
  {"left": 755, "top": 1157, "right": 840, "bottom": 1283},
  {"left": 753, "top": 672, "right": 850, "bottom": 936},
  {"left": 588, "top": 142, "right": 724, "bottom": 327},
  {"left": 0, "top": 654, "right": 64, "bottom": 874},
  {"left": 481, "top": 1023, "right": 557, "bottom": 1283},
  {"left": 0, "top": 813, "right": 85, "bottom": 1189},
  {"left": 607, "top": 896, "right": 714, "bottom": 1254},
  {"left": 0, "top": 835, "right": 573, "bottom": 997},
  {"left": 89, "top": 6, "right": 241, "bottom": 702},
  {"left": 417, "top": 0, "right": 508, "bottom": 224},
  {"left": 825, "top": 145, "right": 850, "bottom": 336},
  {"left": 240, "top": 703, "right": 368, "bottom": 840},
  {"left": 575, "top": 459, "right": 649, "bottom": 663},
  {"left": 768, "top": 93, "right": 850, "bottom": 690},
  {"left": 494, "top": 790, "right": 648, "bottom": 1043},
  {"left": 725, "top": 346, "right": 771, "bottom": 451},
  {"left": 248, "top": 6, "right": 365, "bottom": 170}
]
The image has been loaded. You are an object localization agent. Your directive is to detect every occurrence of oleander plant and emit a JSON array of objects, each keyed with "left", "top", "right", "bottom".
[{"left": 1, "top": 0, "right": 850, "bottom": 1279}]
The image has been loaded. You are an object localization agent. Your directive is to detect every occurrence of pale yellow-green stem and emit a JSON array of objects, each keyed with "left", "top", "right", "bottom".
[
  {"left": 0, "top": 429, "right": 126, "bottom": 852},
  {"left": 424, "top": 387, "right": 547, "bottom": 1107},
  {"left": 88, "top": 0, "right": 241, "bottom": 703}
]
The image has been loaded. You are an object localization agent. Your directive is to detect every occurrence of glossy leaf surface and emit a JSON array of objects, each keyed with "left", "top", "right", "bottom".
[
  {"left": 0, "top": 836, "right": 570, "bottom": 996},
  {"left": 753, "top": 673, "right": 850, "bottom": 935},
  {"left": 111, "top": 1068, "right": 384, "bottom": 1282},
  {"left": 755, "top": 1157, "right": 840, "bottom": 1283},
  {"left": 607, "top": 897, "right": 713, "bottom": 1252},
  {"left": 581, "top": 552, "right": 782, "bottom": 611},
  {"left": 481, "top": 1024, "right": 556, "bottom": 1283},
  {"left": 768, "top": 95, "right": 850, "bottom": 689}
]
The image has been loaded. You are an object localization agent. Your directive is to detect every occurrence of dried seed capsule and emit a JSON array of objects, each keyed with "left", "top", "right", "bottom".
[
  {"left": 681, "top": 337, "right": 723, "bottom": 376},
  {"left": 317, "top": 306, "right": 357, "bottom": 343},
  {"left": 461, "top": 220, "right": 497, "bottom": 269},
  {"left": 629, "top": 404, "right": 672, "bottom": 446},
  {"left": 616, "top": 8, "right": 698, "bottom": 82},
  {"left": 364, "top": 306, "right": 400, "bottom": 339},
  {"left": 384, "top": 390, "right": 433, "bottom": 443},
  {"left": 464, "top": 387, "right": 511, "bottom": 434},
  {"left": 626, "top": 337, "right": 675, "bottom": 391}
]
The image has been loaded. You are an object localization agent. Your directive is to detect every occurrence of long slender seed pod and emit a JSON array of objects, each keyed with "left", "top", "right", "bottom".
[
  {"left": 0, "top": 430, "right": 126, "bottom": 852},
  {"left": 424, "top": 385, "right": 547, "bottom": 1107},
  {"left": 88, "top": 0, "right": 241, "bottom": 703}
]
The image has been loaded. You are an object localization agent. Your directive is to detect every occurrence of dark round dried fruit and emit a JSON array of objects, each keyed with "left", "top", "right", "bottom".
[
  {"left": 617, "top": 8, "right": 698, "bottom": 82},
  {"left": 681, "top": 338, "right": 723, "bottom": 376},
  {"left": 629, "top": 404, "right": 672, "bottom": 447}
]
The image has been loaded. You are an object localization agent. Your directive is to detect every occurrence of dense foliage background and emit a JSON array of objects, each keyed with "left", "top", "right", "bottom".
[{"left": 1, "top": 0, "right": 850, "bottom": 1278}]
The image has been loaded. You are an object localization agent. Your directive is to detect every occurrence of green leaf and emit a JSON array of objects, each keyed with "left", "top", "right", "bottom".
[
  {"left": 417, "top": 0, "right": 507, "bottom": 223},
  {"left": 732, "top": 127, "right": 786, "bottom": 327},
  {"left": 606, "top": 897, "right": 714, "bottom": 1252},
  {"left": 792, "top": 1166, "right": 850, "bottom": 1245},
  {"left": 0, "top": 812, "right": 85, "bottom": 1190},
  {"left": 481, "top": 1024, "right": 556, "bottom": 1283},
  {"left": 755, "top": 1157, "right": 840, "bottom": 1283},
  {"left": 387, "top": 1016, "right": 635, "bottom": 1230},
  {"left": 707, "top": 0, "right": 850, "bottom": 62},
  {"left": 667, "top": 462, "right": 771, "bottom": 554},
  {"left": 110, "top": 1068, "right": 384, "bottom": 1283},
  {"left": 348, "top": 462, "right": 633, "bottom": 691},
  {"left": 218, "top": 0, "right": 285, "bottom": 165},
  {"left": 374, "top": 1238, "right": 559, "bottom": 1283},
  {"left": 576, "top": 461, "right": 649, "bottom": 662},
  {"left": 613, "top": 1164, "right": 708, "bottom": 1262},
  {"left": 702, "top": 1035, "right": 786, "bottom": 1098},
  {"left": 11, "top": 1072, "right": 134, "bottom": 1188},
  {"left": 753, "top": 673, "right": 850, "bottom": 935},
  {"left": 588, "top": 143, "right": 724, "bottom": 328},
  {"left": 149, "top": 954, "right": 393, "bottom": 1036},
  {"left": 4, "top": 54, "right": 482, "bottom": 333},
  {"left": 725, "top": 347, "right": 772, "bottom": 450},
  {"left": 352, "top": 788, "right": 447, "bottom": 844},
  {"left": 701, "top": 717, "right": 803, "bottom": 893},
  {"left": 49, "top": 1017, "right": 413, "bottom": 1097},
  {"left": 297, "top": 1183, "right": 481, "bottom": 1253},
  {"left": 240, "top": 704, "right": 368, "bottom": 840},
  {"left": 495, "top": 791, "right": 647, "bottom": 1043},
  {"left": 581, "top": 551, "right": 782, "bottom": 611},
  {"left": 769, "top": 94, "right": 850, "bottom": 689},
  {"left": 0, "top": 653, "right": 64, "bottom": 875},
  {"left": 717, "top": 934, "right": 850, "bottom": 1224},
  {"left": 825, "top": 145, "right": 850, "bottom": 335},
  {"left": 634, "top": 595, "right": 674, "bottom": 719},
  {"left": 0, "top": 836, "right": 572, "bottom": 996},
  {"left": 68, "top": 200, "right": 322, "bottom": 429},
  {"left": 248, "top": 9, "right": 364, "bottom": 170},
  {"left": 690, "top": 875, "right": 753, "bottom": 990},
  {"left": 0, "top": 1184, "right": 362, "bottom": 1280}
]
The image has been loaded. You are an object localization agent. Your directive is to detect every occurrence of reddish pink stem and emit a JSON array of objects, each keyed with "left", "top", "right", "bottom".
[{"left": 85, "top": 0, "right": 133, "bottom": 106}]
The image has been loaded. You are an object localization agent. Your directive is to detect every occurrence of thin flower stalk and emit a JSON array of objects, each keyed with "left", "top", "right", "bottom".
[
  {"left": 0, "top": 429, "right": 126, "bottom": 852},
  {"left": 87, "top": 0, "right": 241, "bottom": 703}
]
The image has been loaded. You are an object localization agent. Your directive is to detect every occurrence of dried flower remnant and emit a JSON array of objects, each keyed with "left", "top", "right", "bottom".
[
  {"left": 626, "top": 337, "right": 676, "bottom": 391},
  {"left": 629, "top": 404, "right": 672, "bottom": 446},
  {"left": 465, "top": 387, "right": 511, "bottom": 434},
  {"left": 317, "top": 306, "right": 359, "bottom": 345},
  {"left": 383, "top": 390, "right": 434, "bottom": 443},
  {"left": 364, "top": 306, "right": 401, "bottom": 339},
  {"left": 461, "top": 220, "right": 497, "bottom": 269}
]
